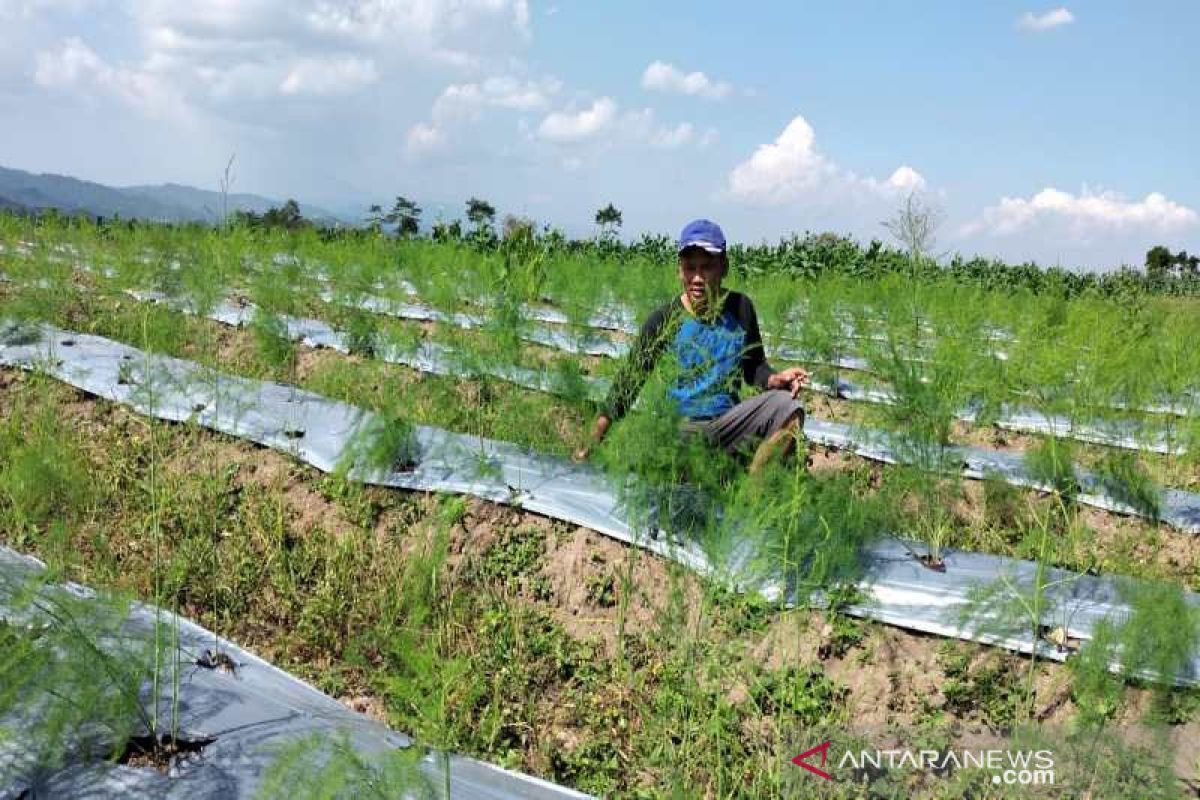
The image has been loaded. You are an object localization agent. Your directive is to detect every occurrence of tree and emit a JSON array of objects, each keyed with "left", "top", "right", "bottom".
[
  {"left": 1146, "top": 245, "right": 1174, "bottom": 281},
  {"left": 386, "top": 196, "right": 421, "bottom": 237},
  {"left": 266, "top": 199, "right": 304, "bottom": 229},
  {"left": 239, "top": 199, "right": 308, "bottom": 231},
  {"left": 1182, "top": 251, "right": 1200, "bottom": 277},
  {"left": 882, "top": 192, "right": 942, "bottom": 266},
  {"left": 1146, "top": 245, "right": 1199, "bottom": 282},
  {"left": 465, "top": 197, "right": 496, "bottom": 233},
  {"left": 502, "top": 214, "right": 535, "bottom": 242},
  {"left": 431, "top": 219, "right": 463, "bottom": 242},
  {"left": 365, "top": 204, "right": 385, "bottom": 235},
  {"left": 594, "top": 203, "right": 623, "bottom": 238}
]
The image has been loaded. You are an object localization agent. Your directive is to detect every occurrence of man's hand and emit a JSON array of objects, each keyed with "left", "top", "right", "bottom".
[
  {"left": 768, "top": 367, "right": 810, "bottom": 398},
  {"left": 572, "top": 415, "right": 612, "bottom": 462}
]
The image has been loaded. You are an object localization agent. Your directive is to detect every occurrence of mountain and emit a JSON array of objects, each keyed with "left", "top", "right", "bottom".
[{"left": 0, "top": 165, "right": 347, "bottom": 225}]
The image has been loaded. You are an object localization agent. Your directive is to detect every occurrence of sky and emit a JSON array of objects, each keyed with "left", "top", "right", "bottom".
[{"left": 1, "top": 0, "right": 1197, "bottom": 271}]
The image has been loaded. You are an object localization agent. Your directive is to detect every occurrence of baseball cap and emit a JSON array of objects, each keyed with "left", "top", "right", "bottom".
[{"left": 677, "top": 219, "right": 726, "bottom": 254}]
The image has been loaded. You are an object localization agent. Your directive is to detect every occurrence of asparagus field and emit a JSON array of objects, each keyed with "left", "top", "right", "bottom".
[{"left": 2, "top": 215, "right": 1200, "bottom": 798}]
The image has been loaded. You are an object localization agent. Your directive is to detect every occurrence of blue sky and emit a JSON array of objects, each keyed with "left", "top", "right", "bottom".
[{"left": 1, "top": 1, "right": 1197, "bottom": 270}]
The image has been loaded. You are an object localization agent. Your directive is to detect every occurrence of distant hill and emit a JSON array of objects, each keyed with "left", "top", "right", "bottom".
[
  {"left": 0, "top": 195, "right": 34, "bottom": 215},
  {"left": 0, "top": 165, "right": 346, "bottom": 225}
]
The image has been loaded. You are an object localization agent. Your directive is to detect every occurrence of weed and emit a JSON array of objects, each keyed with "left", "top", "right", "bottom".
[
  {"left": 750, "top": 663, "right": 846, "bottom": 725},
  {"left": 476, "top": 526, "right": 546, "bottom": 588},
  {"left": 818, "top": 585, "right": 866, "bottom": 659},
  {"left": 316, "top": 473, "right": 385, "bottom": 529},
  {"left": 584, "top": 571, "right": 617, "bottom": 608},
  {"left": 256, "top": 732, "right": 432, "bottom": 799},
  {"left": 0, "top": 380, "right": 92, "bottom": 551},
  {"left": 936, "top": 642, "right": 1023, "bottom": 730}
]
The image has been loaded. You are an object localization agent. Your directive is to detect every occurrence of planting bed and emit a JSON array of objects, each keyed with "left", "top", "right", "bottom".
[
  {"left": 50, "top": 284, "right": 1200, "bottom": 535},
  {"left": 0, "top": 542, "right": 585, "bottom": 799},
  {"left": 2, "top": 365, "right": 1199, "bottom": 797}
]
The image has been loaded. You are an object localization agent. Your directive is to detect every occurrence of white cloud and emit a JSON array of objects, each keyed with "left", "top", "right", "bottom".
[
  {"left": 482, "top": 75, "right": 556, "bottom": 110},
  {"left": 885, "top": 165, "right": 926, "bottom": 193},
  {"left": 524, "top": 103, "right": 712, "bottom": 162},
  {"left": 963, "top": 187, "right": 1199, "bottom": 237},
  {"left": 432, "top": 75, "right": 558, "bottom": 120},
  {"left": 622, "top": 109, "right": 705, "bottom": 149},
  {"left": 302, "top": 0, "right": 528, "bottom": 41},
  {"left": 649, "top": 121, "right": 694, "bottom": 149},
  {"left": 641, "top": 60, "right": 732, "bottom": 100},
  {"left": 279, "top": 55, "right": 378, "bottom": 95},
  {"left": 405, "top": 122, "right": 444, "bottom": 154},
  {"left": 34, "top": 36, "right": 186, "bottom": 119},
  {"left": 537, "top": 97, "right": 617, "bottom": 142},
  {"left": 728, "top": 115, "right": 837, "bottom": 203},
  {"left": 33, "top": 35, "right": 101, "bottom": 85},
  {"left": 1017, "top": 8, "right": 1074, "bottom": 32},
  {"left": 22, "top": 0, "right": 543, "bottom": 133},
  {"left": 859, "top": 164, "right": 928, "bottom": 196},
  {"left": 302, "top": 0, "right": 531, "bottom": 65},
  {"left": 729, "top": 114, "right": 924, "bottom": 205},
  {"left": 407, "top": 74, "right": 559, "bottom": 156},
  {"left": 1, "top": 0, "right": 97, "bottom": 20}
]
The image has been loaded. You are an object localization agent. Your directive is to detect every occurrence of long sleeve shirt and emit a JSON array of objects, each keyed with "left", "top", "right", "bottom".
[{"left": 602, "top": 290, "right": 774, "bottom": 421}]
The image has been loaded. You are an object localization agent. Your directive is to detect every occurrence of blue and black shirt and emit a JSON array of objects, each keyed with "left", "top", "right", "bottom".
[{"left": 603, "top": 291, "right": 774, "bottom": 421}]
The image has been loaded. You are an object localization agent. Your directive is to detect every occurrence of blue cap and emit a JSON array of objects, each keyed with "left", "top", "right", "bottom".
[{"left": 677, "top": 219, "right": 726, "bottom": 254}]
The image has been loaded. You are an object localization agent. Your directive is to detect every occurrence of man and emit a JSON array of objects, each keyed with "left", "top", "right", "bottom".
[{"left": 573, "top": 219, "right": 809, "bottom": 474}]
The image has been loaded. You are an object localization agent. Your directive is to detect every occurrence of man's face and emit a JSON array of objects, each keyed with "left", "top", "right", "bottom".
[{"left": 679, "top": 247, "right": 726, "bottom": 306}]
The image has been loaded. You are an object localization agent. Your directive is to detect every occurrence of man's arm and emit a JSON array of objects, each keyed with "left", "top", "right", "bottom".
[
  {"left": 737, "top": 294, "right": 809, "bottom": 396},
  {"left": 573, "top": 303, "right": 675, "bottom": 461},
  {"left": 736, "top": 294, "right": 774, "bottom": 389}
]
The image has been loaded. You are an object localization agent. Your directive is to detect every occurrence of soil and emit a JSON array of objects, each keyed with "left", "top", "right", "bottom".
[
  {"left": 117, "top": 732, "right": 214, "bottom": 774},
  {"left": 951, "top": 418, "right": 1038, "bottom": 452},
  {"left": 410, "top": 496, "right": 700, "bottom": 653},
  {"left": 341, "top": 694, "right": 389, "bottom": 724},
  {"left": 293, "top": 347, "right": 352, "bottom": 382},
  {"left": 537, "top": 523, "right": 702, "bottom": 650},
  {"left": 161, "top": 433, "right": 365, "bottom": 542},
  {"left": 805, "top": 443, "right": 861, "bottom": 475},
  {"left": 1079, "top": 500, "right": 1200, "bottom": 570},
  {"left": 194, "top": 322, "right": 261, "bottom": 375}
]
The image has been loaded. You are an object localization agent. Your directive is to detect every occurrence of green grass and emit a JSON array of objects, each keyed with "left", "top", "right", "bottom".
[
  {"left": 5, "top": 217, "right": 1200, "bottom": 797},
  {"left": 8, "top": 277, "right": 1199, "bottom": 591}
]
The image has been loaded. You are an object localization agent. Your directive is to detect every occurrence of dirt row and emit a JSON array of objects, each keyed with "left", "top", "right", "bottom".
[{"left": 2, "top": 364, "right": 1200, "bottom": 795}]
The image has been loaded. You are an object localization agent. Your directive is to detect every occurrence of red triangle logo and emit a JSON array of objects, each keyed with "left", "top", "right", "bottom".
[{"left": 792, "top": 740, "right": 833, "bottom": 780}]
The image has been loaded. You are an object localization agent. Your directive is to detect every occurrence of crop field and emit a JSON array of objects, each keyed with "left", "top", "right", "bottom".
[{"left": 3, "top": 214, "right": 1200, "bottom": 798}]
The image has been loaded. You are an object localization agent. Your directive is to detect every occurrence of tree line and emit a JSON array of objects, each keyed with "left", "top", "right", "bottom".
[
  {"left": 341, "top": 194, "right": 1200, "bottom": 299},
  {"left": 11, "top": 193, "right": 1199, "bottom": 300}
]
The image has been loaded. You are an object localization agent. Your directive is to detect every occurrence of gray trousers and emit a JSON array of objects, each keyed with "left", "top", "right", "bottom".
[{"left": 681, "top": 390, "right": 805, "bottom": 456}]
